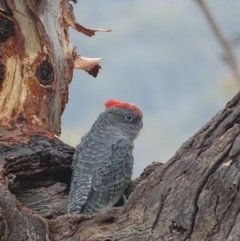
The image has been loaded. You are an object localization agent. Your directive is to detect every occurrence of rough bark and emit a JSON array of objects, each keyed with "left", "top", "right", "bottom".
[
  {"left": 48, "top": 91, "right": 240, "bottom": 241},
  {"left": 0, "top": 134, "right": 74, "bottom": 240},
  {"left": 1, "top": 0, "right": 240, "bottom": 241},
  {"left": 1, "top": 92, "right": 240, "bottom": 240}
]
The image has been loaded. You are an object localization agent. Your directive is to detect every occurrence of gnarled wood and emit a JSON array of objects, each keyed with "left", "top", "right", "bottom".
[
  {"left": 1, "top": 135, "right": 73, "bottom": 219},
  {"left": 0, "top": 183, "right": 49, "bottom": 241},
  {"left": 2, "top": 92, "right": 240, "bottom": 240},
  {"left": 47, "top": 92, "right": 240, "bottom": 240},
  {"left": 2, "top": 89, "right": 240, "bottom": 241}
]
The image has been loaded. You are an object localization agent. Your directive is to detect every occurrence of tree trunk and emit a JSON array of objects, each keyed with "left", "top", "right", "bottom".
[
  {"left": 1, "top": 1, "right": 240, "bottom": 241},
  {"left": 48, "top": 92, "right": 240, "bottom": 241},
  {"left": 0, "top": 0, "right": 75, "bottom": 136}
]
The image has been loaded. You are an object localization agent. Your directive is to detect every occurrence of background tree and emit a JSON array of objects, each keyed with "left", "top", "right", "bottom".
[
  {"left": 195, "top": 0, "right": 240, "bottom": 84},
  {"left": 0, "top": 1, "right": 240, "bottom": 240}
]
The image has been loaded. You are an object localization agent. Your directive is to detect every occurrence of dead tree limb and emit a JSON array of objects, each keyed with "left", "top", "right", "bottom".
[
  {"left": 47, "top": 91, "right": 240, "bottom": 241},
  {"left": 2, "top": 91, "right": 240, "bottom": 240},
  {"left": 195, "top": 0, "right": 240, "bottom": 84}
]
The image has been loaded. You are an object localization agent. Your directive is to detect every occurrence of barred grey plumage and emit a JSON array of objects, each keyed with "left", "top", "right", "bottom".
[{"left": 68, "top": 99, "right": 143, "bottom": 214}]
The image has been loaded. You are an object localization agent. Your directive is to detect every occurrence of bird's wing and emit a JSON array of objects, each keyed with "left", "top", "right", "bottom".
[
  {"left": 103, "top": 138, "right": 134, "bottom": 202},
  {"left": 81, "top": 138, "right": 134, "bottom": 214},
  {"left": 67, "top": 168, "right": 92, "bottom": 214},
  {"left": 67, "top": 133, "right": 113, "bottom": 214}
]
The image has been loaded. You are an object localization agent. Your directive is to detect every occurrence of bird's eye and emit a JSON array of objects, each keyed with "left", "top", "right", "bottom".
[{"left": 125, "top": 115, "right": 133, "bottom": 121}]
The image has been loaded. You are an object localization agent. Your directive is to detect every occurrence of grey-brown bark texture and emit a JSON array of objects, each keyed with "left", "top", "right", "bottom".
[
  {"left": 1, "top": 0, "right": 240, "bottom": 240},
  {"left": 1, "top": 93, "right": 240, "bottom": 241}
]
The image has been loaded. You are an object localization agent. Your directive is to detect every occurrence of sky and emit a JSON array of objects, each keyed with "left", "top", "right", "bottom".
[{"left": 61, "top": 1, "right": 240, "bottom": 177}]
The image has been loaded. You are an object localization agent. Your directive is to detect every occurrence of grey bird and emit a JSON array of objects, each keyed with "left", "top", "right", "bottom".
[{"left": 67, "top": 99, "right": 143, "bottom": 214}]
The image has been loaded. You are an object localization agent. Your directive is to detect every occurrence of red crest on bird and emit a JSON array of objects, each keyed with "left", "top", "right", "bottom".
[{"left": 105, "top": 99, "right": 143, "bottom": 116}]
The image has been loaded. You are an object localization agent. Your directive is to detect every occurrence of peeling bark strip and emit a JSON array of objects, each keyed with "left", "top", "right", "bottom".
[
  {"left": 61, "top": 0, "right": 111, "bottom": 37},
  {"left": 35, "top": 55, "right": 54, "bottom": 85},
  {"left": 74, "top": 55, "right": 102, "bottom": 77},
  {"left": 0, "top": 16, "right": 14, "bottom": 42}
]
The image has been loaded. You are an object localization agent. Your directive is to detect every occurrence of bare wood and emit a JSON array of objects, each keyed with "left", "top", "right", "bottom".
[
  {"left": 195, "top": 0, "right": 240, "bottom": 84},
  {"left": 0, "top": 0, "right": 109, "bottom": 137},
  {"left": 74, "top": 56, "right": 102, "bottom": 78},
  {"left": 0, "top": 0, "right": 73, "bottom": 135}
]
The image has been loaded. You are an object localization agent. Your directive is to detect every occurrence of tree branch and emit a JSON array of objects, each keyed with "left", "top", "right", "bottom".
[{"left": 195, "top": 0, "right": 240, "bottom": 84}]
